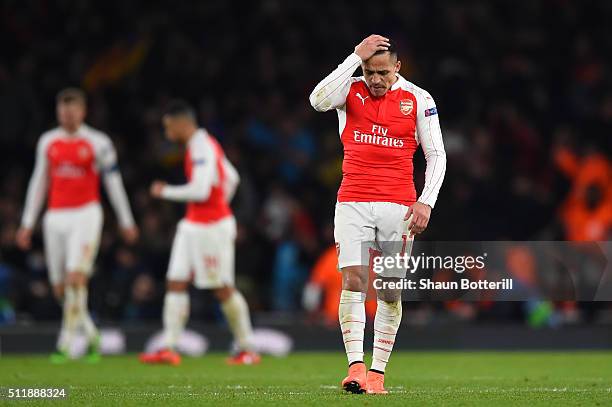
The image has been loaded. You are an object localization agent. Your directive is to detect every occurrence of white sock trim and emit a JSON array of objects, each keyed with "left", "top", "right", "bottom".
[
  {"left": 339, "top": 290, "right": 366, "bottom": 364},
  {"left": 58, "top": 286, "right": 79, "bottom": 352},
  {"left": 221, "top": 290, "right": 255, "bottom": 351},
  {"left": 371, "top": 300, "right": 402, "bottom": 372},
  {"left": 76, "top": 286, "right": 98, "bottom": 340},
  {"left": 163, "top": 291, "right": 190, "bottom": 350}
]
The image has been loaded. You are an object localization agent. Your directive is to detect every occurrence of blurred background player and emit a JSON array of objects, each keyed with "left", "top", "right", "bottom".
[
  {"left": 139, "top": 100, "right": 259, "bottom": 366},
  {"left": 15, "top": 88, "right": 139, "bottom": 363},
  {"left": 310, "top": 35, "right": 446, "bottom": 393}
]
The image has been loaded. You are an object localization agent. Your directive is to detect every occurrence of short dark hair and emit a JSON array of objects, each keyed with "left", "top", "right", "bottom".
[
  {"left": 56, "top": 88, "right": 86, "bottom": 105},
  {"left": 373, "top": 38, "right": 398, "bottom": 60},
  {"left": 163, "top": 99, "right": 197, "bottom": 122}
]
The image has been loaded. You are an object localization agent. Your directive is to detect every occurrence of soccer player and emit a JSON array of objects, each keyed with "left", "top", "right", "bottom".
[
  {"left": 139, "top": 100, "right": 259, "bottom": 366},
  {"left": 309, "top": 35, "right": 446, "bottom": 393},
  {"left": 16, "top": 88, "right": 139, "bottom": 363}
]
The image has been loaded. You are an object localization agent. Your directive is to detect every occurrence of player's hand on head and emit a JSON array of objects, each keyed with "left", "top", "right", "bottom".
[
  {"left": 121, "top": 226, "right": 139, "bottom": 245},
  {"left": 354, "top": 34, "right": 390, "bottom": 61},
  {"left": 405, "top": 202, "right": 432, "bottom": 236},
  {"left": 150, "top": 180, "right": 166, "bottom": 198},
  {"left": 15, "top": 227, "right": 32, "bottom": 250}
]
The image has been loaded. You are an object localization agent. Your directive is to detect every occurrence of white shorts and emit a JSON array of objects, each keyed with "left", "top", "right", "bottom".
[
  {"left": 334, "top": 201, "right": 414, "bottom": 278},
  {"left": 167, "top": 216, "right": 236, "bottom": 289},
  {"left": 42, "top": 202, "right": 104, "bottom": 285}
]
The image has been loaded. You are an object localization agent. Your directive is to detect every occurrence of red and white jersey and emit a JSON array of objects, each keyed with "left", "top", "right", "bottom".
[
  {"left": 160, "top": 129, "right": 240, "bottom": 224},
  {"left": 310, "top": 53, "right": 446, "bottom": 208},
  {"left": 21, "top": 124, "right": 135, "bottom": 229}
]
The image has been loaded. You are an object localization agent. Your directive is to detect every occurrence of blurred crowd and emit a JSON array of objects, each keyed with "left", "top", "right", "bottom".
[{"left": 0, "top": 0, "right": 610, "bottom": 325}]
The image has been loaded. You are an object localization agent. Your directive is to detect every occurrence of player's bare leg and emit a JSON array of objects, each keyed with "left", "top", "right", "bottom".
[
  {"left": 339, "top": 265, "right": 368, "bottom": 394},
  {"left": 140, "top": 280, "right": 187, "bottom": 365},
  {"left": 214, "top": 285, "right": 259, "bottom": 365},
  {"left": 366, "top": 278, "right": 403, "bottom": 394},
  {"left": 52, "top": 284, "right": 64, "bottom": 301}
]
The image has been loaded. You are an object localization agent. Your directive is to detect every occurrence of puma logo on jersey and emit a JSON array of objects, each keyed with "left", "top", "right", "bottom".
[{"left": 356, "top": 92, "right": 369, "bottom": 105}]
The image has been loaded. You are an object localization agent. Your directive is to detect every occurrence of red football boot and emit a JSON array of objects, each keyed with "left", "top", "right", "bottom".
[
  {"left": 226, "top": 350, "right": 261, "bottom": 365},
  {"left": 139, "top": 348, "right": 181, "bottom": 366}
]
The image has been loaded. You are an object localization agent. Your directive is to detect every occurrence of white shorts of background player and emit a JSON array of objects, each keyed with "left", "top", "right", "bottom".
[
  {"left": 42, "top": 202, "right": 103, "bottom": 285},
  {"left": 167, "top": 216, "right": 237, "bottom": 289}
]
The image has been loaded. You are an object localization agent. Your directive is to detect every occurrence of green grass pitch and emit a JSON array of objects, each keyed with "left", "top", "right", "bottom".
[{"left": 1, "top": 352, "right": 611, "bottom": 406}]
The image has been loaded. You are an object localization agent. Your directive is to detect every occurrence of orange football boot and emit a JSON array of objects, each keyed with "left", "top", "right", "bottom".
[
  {"left": 366, "top": 370, "right": 388, "bottom": 394},
  {"left": 341, "top": 362, "right": 366, "bottom": 394}
]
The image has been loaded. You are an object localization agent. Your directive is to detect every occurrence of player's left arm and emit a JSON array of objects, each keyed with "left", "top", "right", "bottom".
[
  {"left": 405, "top": 91, "right": 447, "bottom": 235},
  {"left": 99, "top": 138, "right": 138, "bottom": 243}
]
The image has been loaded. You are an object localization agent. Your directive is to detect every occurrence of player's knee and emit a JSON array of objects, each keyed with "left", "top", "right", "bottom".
[
  {"left": 166, "top": 280, "right": 189, "bottom": 292},
  {"left": 376, "top": 288, "right": 402, "bottom": 302},
  {"left": 213, "top": 285, "right": 234, "bottom": 302},
  {"left": 52, "top": 284, "right": 65, "bottom": 301},
  {"left": 341, "top": 266, "right": 368, "bottom": 292},
  {"left": 66, "top": 271, "right": 87, "bottom": 288}
]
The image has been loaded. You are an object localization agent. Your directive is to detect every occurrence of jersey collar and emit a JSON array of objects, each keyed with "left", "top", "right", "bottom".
[
  {"left": 390, "top": 74, "right": 407, "bottom": 91},
  {"left": 188, "top": 128, "right": 207, "bottom": 146},
  {"left": 61, "top": 124, "right": 87, "bottom": 138}
]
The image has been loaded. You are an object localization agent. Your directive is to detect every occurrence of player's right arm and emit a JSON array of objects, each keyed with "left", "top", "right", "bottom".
[
  {"left": 309, "top": 35, "right": 390, "bottom": 112},
  {"left": 151, "top": 138, "right": 215, "bottom": 202},
  {"left": 17, "top": 135, "right": 50, "bottom": 250}
]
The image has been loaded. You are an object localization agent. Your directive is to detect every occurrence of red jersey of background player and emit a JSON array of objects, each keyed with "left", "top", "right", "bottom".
[
  {"left": 184, "top": 131, "right": 231, "bottom": 222},
  {"left": 160, "top": 129, "right": 239, "bottom": 223},
  {"left": 21, "top": 124, "right": 135, "bottom": 229}
]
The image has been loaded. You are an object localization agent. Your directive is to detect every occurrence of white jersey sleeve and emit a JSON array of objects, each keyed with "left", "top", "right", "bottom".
[
  {"left": 161, "top": 133, "right": 215, "bottom": 202},
  {"left": 222, "top": 157, "right": 240, "bottom": 203},
  {"left": 414, "top": 89, "right": 446, "bottom": 208},
  {"left": 95, "top": 132, "right": 136, "bottom": 228},
  {"left": 21, "top": 134, "right": 51, "bottom": 229},
  {"left": 102, "top": 171, "right": 136, "bottom": 228},
  {"left": 309, "top": 53, "right": 362, "bottom": 112}
]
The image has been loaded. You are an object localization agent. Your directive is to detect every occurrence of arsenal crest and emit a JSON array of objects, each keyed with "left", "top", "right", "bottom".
[{"left": 399, "top": 99, "right": 413, "bottom": 115}]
